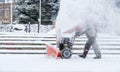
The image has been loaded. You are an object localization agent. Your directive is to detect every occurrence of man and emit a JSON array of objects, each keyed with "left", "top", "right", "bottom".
[{"left": 64, "top": 22, "right": 101, "bottom": 59}]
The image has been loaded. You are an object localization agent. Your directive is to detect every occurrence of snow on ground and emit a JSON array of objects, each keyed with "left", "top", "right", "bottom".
[{"left": 0, "top": 54, "right": 120, "bottom": 72}]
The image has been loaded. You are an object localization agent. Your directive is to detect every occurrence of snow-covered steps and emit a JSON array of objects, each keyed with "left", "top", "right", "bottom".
[{"left": 0, "top": 32, "right": 120, "bottom": 55}]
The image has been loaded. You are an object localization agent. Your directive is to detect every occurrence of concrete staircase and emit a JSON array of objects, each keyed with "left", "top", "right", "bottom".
[{"left": 0, "top": 32, "right": 120, "bottom": 55}]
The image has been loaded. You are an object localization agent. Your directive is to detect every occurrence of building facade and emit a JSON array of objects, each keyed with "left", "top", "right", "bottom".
[{"left": 0, "top": 0, "right": 16, "bottom": 24}]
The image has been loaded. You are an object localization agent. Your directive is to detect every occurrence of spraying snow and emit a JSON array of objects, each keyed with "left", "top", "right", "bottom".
[{"left": 56, "top": 0, "right": 120, "bottom": 35}]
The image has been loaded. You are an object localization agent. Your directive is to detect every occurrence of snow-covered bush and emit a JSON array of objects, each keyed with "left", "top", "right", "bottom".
[{"left": 15, "top": 0, "right": 39, "bottom": 24}]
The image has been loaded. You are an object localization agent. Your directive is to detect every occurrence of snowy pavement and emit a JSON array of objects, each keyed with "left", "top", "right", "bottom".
[{"left": 0, "top": 54, "right": 120, "bottom": 72}]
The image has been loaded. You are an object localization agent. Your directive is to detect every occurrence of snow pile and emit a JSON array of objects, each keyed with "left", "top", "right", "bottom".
[{"left": 56, "top": 0, "right": 120, "bottom": 35}]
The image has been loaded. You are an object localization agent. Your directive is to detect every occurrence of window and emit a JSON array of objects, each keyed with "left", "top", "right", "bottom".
[
  {"left": 0, "top": 8, "right": 3, "bottom": 18},
  {"left": 4, "top": 8, "right": 9, "bottom": 18}
]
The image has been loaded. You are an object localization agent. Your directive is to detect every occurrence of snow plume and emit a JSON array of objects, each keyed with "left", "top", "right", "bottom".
[{"left": 56, "top": 0, "right": 120, "bottom": 35}]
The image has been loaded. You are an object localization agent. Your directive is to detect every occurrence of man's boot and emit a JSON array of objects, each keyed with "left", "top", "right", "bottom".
[
  {"left": 93, "top": 56, "right": 101, "bottom": 59},
  {"left": 79, "top": 49, "right": 89, "bottom": 58},
  {"left": 78, "top": 37, "right": 95, "bottom": 58},
  {"left": 78, "top": 43, "right": 91, "bottom": 58}
]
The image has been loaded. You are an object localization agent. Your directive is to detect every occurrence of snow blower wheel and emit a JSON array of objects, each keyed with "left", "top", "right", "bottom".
[{"left": 61, "top": 48, "right": 72, "bottom": 59}]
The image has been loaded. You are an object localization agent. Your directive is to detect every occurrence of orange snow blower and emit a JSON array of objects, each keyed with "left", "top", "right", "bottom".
[{"left": 46, "top": 32, "right": 74, "bottom": 59}]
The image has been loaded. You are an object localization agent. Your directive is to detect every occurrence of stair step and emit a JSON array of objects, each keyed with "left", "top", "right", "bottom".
[
  {"left": 73, "top": 50, "right": 120, "bottom": 54},
  {"left": 0, "top": 50, "right": 120, "bottom": 55},
  {"left": 0, "top": 45, "right": 45, "bottom": 48}
]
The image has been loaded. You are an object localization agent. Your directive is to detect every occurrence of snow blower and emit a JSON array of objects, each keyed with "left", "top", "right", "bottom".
[{"left": 46, "top": 29, "right": 75, "bottom": 59}]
